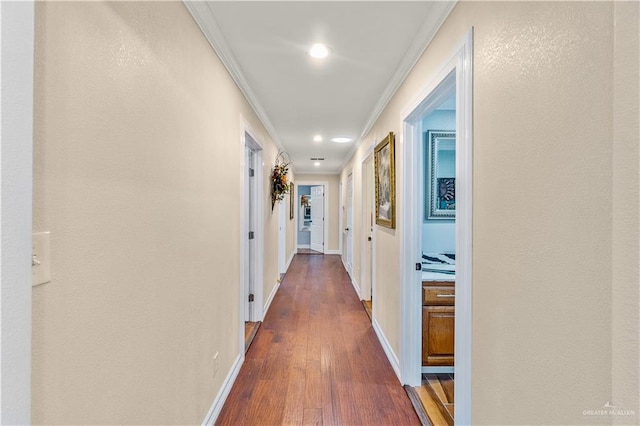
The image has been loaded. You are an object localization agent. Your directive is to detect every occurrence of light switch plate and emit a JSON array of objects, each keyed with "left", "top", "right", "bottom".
[{"left": 32, "top": 232, "right": 51, "bottom": 286}]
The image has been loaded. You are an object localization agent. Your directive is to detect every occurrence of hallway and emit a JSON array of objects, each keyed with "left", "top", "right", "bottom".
[{"left": 216, "top": 255, "right": 420, "bottom": 425}]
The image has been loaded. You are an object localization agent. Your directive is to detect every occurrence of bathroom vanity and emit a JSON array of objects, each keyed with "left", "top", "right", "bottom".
[{"left": 422, "top": 280, "right": 455, "bottom": 366}]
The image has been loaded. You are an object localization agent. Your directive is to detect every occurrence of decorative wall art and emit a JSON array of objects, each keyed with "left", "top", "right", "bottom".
[
  {"left": 374, "top": 132, "right": 396, "bottom": 229},
  {"left": 270, "top": 151, "right": 291, "bottom": 210},
  {"left": 425, "top": 130, "right": 456, "bottom": 219},
  {"left": 289, "top": 182, "right": 295, "bottom": 220}
]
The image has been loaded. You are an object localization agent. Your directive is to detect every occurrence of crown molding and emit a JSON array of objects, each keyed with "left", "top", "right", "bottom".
[
  {"left": 339, "top": 0, "right": 457, "bottom": 172},
  {"left": 183, "top": 1, "right": 285, "bottom": 154}
]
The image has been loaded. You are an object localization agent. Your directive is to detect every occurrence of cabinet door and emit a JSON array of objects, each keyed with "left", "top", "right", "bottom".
[{"left": 422, "top": 306, "right": 455, "bottom": 366}]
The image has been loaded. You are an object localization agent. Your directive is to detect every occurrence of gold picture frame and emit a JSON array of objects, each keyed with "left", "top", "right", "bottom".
[
  {"left": 374, "top": 132, "right": 396, "bottom": 229},
  {"left": 289, "top": 182, "right": 295, "bottom": 220}
]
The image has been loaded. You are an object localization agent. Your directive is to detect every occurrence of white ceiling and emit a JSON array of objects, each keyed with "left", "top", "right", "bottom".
[{"left": 187, "top": 1, "right": 455, "bottom": 173}]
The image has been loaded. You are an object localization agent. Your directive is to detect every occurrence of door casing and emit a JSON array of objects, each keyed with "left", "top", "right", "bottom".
[{"left": 399, "top": 29, "right": 474, "bottom": 425}]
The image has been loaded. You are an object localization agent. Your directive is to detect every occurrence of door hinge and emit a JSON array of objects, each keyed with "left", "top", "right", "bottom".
[
  {"left": 248, "top": 231, "right": 255, "bottom": 240},
  {"left": 415, "top": 263, "right": 422, "bottom": 271},
  {"left": 248, "top": 293, "right": 254, "bottom": 302},
  {"left": 249, "top": 168, "right": 255, "bottom": 177}
]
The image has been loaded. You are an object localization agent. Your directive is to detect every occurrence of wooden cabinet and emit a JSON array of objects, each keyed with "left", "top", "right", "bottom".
[{"left": 422, "top": 281, "right": 455, "bottom": 366}]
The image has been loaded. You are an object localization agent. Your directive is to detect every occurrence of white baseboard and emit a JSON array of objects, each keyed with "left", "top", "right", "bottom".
[
  {"left": 350, "top": 277, "right": 361, "bottom": 299},
  {"left": 325, "top": 249, "right": 341, "bottom": 255},
  {"left": 263, "top": 280, "right": 280, "bottom": 317},
  {"left": 286, "top": 251, "right": 295, "bottom": 271},
  {"left": 373, "top": 319, "right": 401, "bottom": 382},
  {"left": 201, "top": 353, "right": 243, "bottom": 425},
  {"left": 297, "top": 244, "right": 310, "bottom": 249},
  {"left": 422, "top": 366, "right": 454, "bottom": 374}
]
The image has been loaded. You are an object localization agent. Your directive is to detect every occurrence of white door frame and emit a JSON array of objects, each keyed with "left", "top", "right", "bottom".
[
  {"left": 278, "top": 198, "right": 286, "bottom": 274},
  {"left": 0, "top": 1, "right": 34, "bottom": 423},
  {"left": 343, "top": 172, "right": 354, "bottom": 277},
  {"left": 240, "top": 118, "right": 265, "bottom": 340},
  {"left": 295, "top": 180, "right": 329, "bottom": 254},
  {"left": 399, "top": 29, "right": 473, "bottom": 425},
  {"left": 359, "top": 154, "right": 374, "bottom": 302}
]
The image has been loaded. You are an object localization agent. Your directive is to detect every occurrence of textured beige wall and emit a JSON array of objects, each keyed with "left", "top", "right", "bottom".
[
  {"left": 294, "top": 174, "right": 340, "bottom": 252},
  {"left": 612, "top": 1, "right": 640, "bottom": 423},
  {"left": 32, "top": 2, "right": 280, "bottom": 424},
  {"left": 342, "top": 1, "right": 634, "bottom": 423}
]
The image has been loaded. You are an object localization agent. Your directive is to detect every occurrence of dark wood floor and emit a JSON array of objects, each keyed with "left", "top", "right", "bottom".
[
  {"left": 216, "top": 254, "right": 420, "bottom": 425},
  {"left": 244, "top": 321, "right": 261, "bottom": 352},
  {"left": 297, "top": 248, "right": 323, "bottom": 255}
]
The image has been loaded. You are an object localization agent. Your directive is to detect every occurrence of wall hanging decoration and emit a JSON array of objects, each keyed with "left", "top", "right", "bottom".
[
  {"left": 289, "top": 182, "right": 295, "bottom": 220},
  {"left": 374, "top": 132, "right": 396, "bottom": 228},
  {"left": 425, "top": 130, "right": 456, "bottom": 220},
  {"left": 271, "top": 151, "right": 291, "bottom": 211}
]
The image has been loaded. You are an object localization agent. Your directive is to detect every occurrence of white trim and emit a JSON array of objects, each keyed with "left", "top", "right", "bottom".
[
  {"left": 296, "top": 244, "right": 310, "bottom": 249},
  {"left": 294, "top": 181, "right": 330, "bottom": 254},
  {"left": 350, "top": 278, "right": 361, "bottom": 299},
  {"left": 0, "top": 1, "right": 34, "bottom": 423},
  {"left": 201, "top": 353, "right": 243, "bottom": 426},
  {"left": 422, "top": 366, "right": 455, "bottom": 374},
  {"left": 240, "top": 118, "right": 265, "bottom": 329},
  {"left": 286, "top": 251, "right": 295, "bottom": 271},
  {"left": 183, "top": 2, "right": 287, "bottom": 163},
  {"left": 263, "top": 280, "right": 280, "bottom": 318},
  {"left": 398, "top": 29, "right": 474, "bottom": 425},
  {"left": 453, "top": 30, "right": 474, "bottom": 426},
  {"left": 338, "top": 181, "right": 343, "bottom": 256},
  {"left": 373, "top": 319, "right": 400, "bottom": 380},
  {"left": 359, "top": 153, "right": 374, "bottom": 302},
  {"left": 278, "top": 201, "right": 286, "bottom": 274},
  {"left": 339, "top": 1, "right": 457, "bottom": 172},
  {"left": 325, "top": 249, "right": 341, "bottom": 255}
]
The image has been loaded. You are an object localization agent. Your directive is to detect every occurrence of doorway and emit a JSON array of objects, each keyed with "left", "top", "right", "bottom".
[
  {"left": 343, "top": 173, "right": 354, "bottom": 277},
  {"left": 296, "top": 182, "right": 328, "bottom": 255},
  {"left": 399, "top": 30, "right": 473, "bottom": 424},
  {"left": 241, "top": 125, "right": 265, "bottom": 352},
  {"left": 278, "top": 198, "right": 287, "bottom": 275},
  {"left": 360, "top": 156, "right": 374, "bottom": 321}
]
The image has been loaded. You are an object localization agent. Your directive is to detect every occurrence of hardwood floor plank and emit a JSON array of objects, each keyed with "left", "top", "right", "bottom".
[
  {"left": 302, "top": 408, "right": 323, "bottom": 426},
  {"left": 415, "top": 386, "right": 450, "bottom": 426},
  {"left": 216, "top": 254, "right": 419, "bottom": 426}
]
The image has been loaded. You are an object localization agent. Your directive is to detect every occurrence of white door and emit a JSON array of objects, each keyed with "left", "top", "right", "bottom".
[
  {"left": 245, "top": 146, "right": 256, "bottom": 321},
  {"left": 278, "top": 197, "right": 286, "bottom": 274},
  {"left": 345, "top": 174, "right": 354, "bottom": 276},
  {"left": 310, "top": 186, "right": 324, "bottom": 253},
  {"left": 361, "top": 157, "right": 374, "bottom": 300}
]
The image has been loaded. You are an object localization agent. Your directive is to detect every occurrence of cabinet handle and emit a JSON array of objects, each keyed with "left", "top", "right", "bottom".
[{"left": 436, "top": 294, "right": 455, "bottom": 298}]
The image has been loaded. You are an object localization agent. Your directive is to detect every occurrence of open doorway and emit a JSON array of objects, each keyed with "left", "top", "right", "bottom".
[
  {"left": 296, "top": 184, "right": 326, "bottom": 255},
  {"left": 360, "top": 157, "right": 375, "bottom": 322},
  {"left": 241, "top": 125, "right": 265, "bottom": 352},
  {"left": 399, "top": 30, "right": 473, "bottom": 425}
]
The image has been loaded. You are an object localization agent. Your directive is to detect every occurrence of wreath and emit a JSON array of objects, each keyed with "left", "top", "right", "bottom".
[{"left": 271, "top": 151, "right": 291, "bottom": 210}]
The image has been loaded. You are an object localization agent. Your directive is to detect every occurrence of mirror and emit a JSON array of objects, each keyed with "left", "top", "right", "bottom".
[
  {"left": 425, "top": 130, "right": 456, "bottom": 220},
  {"left": 299, "top": 195, "right": 311, "bottom": 231}
]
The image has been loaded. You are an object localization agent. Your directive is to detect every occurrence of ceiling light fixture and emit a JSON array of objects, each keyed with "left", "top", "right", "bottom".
[
  {"left": 309, "top": 43, "right": 330, "bottom": 59},
  {"left": 331, "top": 137, "right": 352, "bottom": 143},
  {"left": 314, "top": 162, "right": 321, "bottom": 167},
  {"left": 313, "top": 135, "right": 322, "bottom": 142}
]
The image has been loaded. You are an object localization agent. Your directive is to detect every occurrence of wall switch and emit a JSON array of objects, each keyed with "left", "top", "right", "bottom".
[{"left": 32, "top": 232, "right": 51, "bottom": 286}]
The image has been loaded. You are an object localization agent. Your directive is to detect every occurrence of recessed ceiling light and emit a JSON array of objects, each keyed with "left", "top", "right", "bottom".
[
  {"left": 309, "top": 43, "right": 330, "bottom": 59},
  {"left": 314, "top": 161, "right": 321, "bottom": 167},
  {"left": 331, "top": 137, "right": 352, "bottom": 143},
  {"left": 313, "top": 135, "right": 322, "bottom": 142}
]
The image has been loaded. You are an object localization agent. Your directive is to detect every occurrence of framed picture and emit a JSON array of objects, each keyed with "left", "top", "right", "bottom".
[
  {"left": 289, "top": 182, "right": 295, "bottom": 220},
  {"left": 374, "top": 132, "right": 396, "bottom": 229},
  {"left": 425, "top": 130, "right": 456, "bottom": 220}
]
